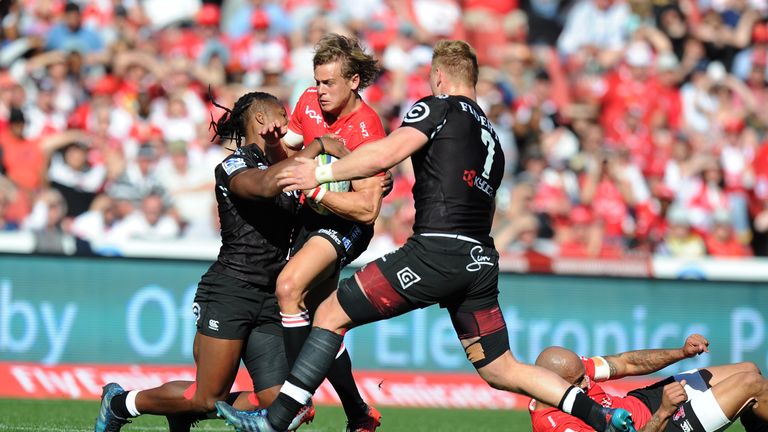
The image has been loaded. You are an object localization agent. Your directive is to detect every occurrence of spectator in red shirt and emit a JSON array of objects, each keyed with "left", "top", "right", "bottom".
[
  {"left": 0, "top": 108, "right": 46, "bottom": 195},
  {"left": 706, "top": 209, "right": 753, "bottom": 257}
]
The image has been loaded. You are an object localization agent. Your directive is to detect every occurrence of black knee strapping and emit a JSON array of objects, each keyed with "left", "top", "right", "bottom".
[
  {"left": 466, "top": 327, "right": 510, "bottom": 369},
  {"left": 337, "top": 276, "right": 381, "bottom": 326}
]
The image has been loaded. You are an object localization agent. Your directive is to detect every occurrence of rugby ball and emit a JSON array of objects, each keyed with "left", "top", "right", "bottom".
[{"left": 306, "top": 154, "right": 350, "bottom": 215}]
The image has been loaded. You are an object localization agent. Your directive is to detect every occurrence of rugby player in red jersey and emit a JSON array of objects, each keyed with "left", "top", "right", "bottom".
[{"left": 274, "top": 33, "right": 386, "bottom": 432}]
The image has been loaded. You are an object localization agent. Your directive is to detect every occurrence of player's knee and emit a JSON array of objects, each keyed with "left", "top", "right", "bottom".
[
  {"left": 188, "top": 393, "right": 221, "bottom": 413},
  {"left": 312, "top": 295, "right": 347, "bottom": 332},
  {"left": 275, "top": 273, "right": 303, "bottom": 306},
  {"left": 739, "top": 371, "right": 767, "bottom": 396},
  {"left": 741, "top": 361, "right": 762, "bottom": 375}
]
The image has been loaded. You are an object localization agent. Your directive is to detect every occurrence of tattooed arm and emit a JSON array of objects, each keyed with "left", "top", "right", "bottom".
[{"left": 602, "top": 334, "right": 709, "bottom": 379}]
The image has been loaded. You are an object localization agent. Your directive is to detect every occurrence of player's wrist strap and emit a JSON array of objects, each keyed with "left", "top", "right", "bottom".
[
  {"left": 314, "top": 137, "right": 326, "bottom": 154},
  {"left": 307, "top": 186, "right": 326, "bottom": 203},
  {"left": 315, "top": 164, "right": 335, "bottom": 184}
]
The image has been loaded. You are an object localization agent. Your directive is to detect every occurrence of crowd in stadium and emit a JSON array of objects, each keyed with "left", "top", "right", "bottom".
[{"left": 1, "top": 0, "right": 768, "bottom": 259}]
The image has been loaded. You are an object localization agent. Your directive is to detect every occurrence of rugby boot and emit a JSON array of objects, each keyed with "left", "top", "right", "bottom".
[
  {"left": 94, "top": 383, "right": 131, "bottom": 432},
  {"left": 216, "top": 402, "right": 277, "bottom": 432},
  {"left": 346, "top": 405, "right": 382, "bottom": 432},
  {"left": 603, "top": 407, "right": 636, "bottom": 432},
  {"left": 287, "top": 401, "right": 315, "bottom": 430}
]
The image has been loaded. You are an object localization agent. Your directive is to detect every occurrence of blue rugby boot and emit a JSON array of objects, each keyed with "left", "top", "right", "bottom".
[
  {"left": 216, "top": 401, "right": 277, "bottom": 432},
  {"left": 604, "top": 408, "right": 636, "bottom": 432},
  {"left": 94, "top": 383, "right": 131, "bottom": 432}
]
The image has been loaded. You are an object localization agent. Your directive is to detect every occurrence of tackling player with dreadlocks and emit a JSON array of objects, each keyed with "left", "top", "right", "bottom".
[{"left": 93, "top": 91, "right": 348, "bottom": 432}]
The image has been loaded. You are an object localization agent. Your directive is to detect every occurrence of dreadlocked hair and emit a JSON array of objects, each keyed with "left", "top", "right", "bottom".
[
  {"left": 313, "top": 33, "right": 380, "bottom": 90},
  {"left": 209, "top": 90, "right": 280, "bottom": 148}
]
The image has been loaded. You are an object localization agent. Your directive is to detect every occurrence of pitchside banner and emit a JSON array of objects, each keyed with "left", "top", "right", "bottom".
[{"left": 0, "top": 255, "right": 766, "bottom": 405}]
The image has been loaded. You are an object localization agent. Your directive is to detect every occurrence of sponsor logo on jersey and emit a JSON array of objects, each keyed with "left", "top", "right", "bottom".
[
  {"left": 305, "top": 105, "right": 325, "bottom": 126},
  {"left": 680, "top": 420, "right": 693, "bottom": 432},
  {"left": 463, "top": 170, "right": 476, "bottom": 187},
  {"left": 462, "top": 170, "right": 495, "bottom": 197},
  {"left": 475, "top": 176, "right": 495, "bottom": 197},
  {"left": 208, "top": 319, "right": 219, "bottom": 331},
  {"left": 466, "top": 246, "right": 494, "bottom": 272},
  {"left": 222, "top": 157, "right": 247, "bottom": 175},
  {"left": 396, "top": 267, "right": 421, "bottom": 289},
  {"left": 673, "top": 406, "right": 686, "bottom": 421},
  {"left": 359, "top": 121, "right": 369, "bottom": 138},
  {"left": 403, "top": 102, "right": 430, "bottom": 123}
]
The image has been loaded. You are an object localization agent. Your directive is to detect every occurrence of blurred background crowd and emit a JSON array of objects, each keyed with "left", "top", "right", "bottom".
[{"left": 1, "top": 0, "right": 768, "bottom": 259}]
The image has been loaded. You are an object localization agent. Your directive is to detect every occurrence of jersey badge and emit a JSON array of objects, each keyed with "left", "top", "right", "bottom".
[
  {"left": 222, "top": 157, "right": 247, "bottom": 175},
  {"left": 403, "top": 102, "right": 430, "bottom": 123}
]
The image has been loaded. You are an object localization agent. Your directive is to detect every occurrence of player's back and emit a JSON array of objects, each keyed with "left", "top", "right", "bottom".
[{"left": 403, "top": 95, "right": 505, "bottom": 245}]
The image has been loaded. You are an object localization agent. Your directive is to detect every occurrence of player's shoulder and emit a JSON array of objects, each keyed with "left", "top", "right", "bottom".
[
  {"left": 402, "top": 95, "right": 452, "bottom": 125},
  {"left": 295, "top": 87, "right": 319, "bottom": 109},
  {"left": 220, "top": 145, "right": 266, "bottom": 176}
]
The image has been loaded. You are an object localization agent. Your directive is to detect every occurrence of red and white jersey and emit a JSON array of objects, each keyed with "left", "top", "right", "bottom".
[
  {"left": 529, "top": 357, "right": 653, "bottom": 432},
  {"left": 287, "top": 87, "right": 385, "bottom": 151}
]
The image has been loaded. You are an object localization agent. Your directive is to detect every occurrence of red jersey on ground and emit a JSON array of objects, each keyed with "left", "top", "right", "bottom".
[
  {"left": 529, "top": 357, "right": 652, "bottom": 432},
  {"left": 288, "top": 87, "right": 386, "bottom": 150}
]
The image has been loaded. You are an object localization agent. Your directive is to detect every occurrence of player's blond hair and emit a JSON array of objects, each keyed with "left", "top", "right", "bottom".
[
  {"left": 313, "top": 33, "right": 380, "bottom": 90},
  {"left": 432, "top": 40, "right": 479, "bottom": 87}
]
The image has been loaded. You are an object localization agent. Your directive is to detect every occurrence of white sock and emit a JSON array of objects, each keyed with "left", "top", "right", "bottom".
[
  {"left": 281, "top": 381, "right": 312, "bottom": 405},
  {"left": 560, "top": 387, "right": 582, "bottom": 414},
  {"left": 126, "top": 390, "right": 141, "bottom": 417}
]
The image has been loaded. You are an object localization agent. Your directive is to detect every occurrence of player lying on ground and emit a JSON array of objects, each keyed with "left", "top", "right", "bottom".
[
  {"left": 530, "top": 333, "right": 768, "bottom": 432},
  {"left": 214, "top": 40, "right": 636, "bottom": 432}
]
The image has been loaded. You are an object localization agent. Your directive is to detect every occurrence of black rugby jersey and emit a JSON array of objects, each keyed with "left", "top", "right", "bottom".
[
  {"left": 208, "top": 144, "right": 299, "bottom": 288},
  {"left": 400, "top": 95, "right": 505, "bottom": 245}
]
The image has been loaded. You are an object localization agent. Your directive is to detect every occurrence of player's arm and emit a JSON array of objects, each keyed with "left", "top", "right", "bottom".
[
  {"left": 308, "top": 176, "right": 384, "bottom": 224},
  {"left": 230, "top": 138, "right": 330, "bottom": 199},
  {"left": 327, "top": 126, "right": 427, "bottom": 180},
  {"left": 638, "top": 380, "right": 688, "bottom": 432},
  {"left": 598, "top": 334, "right": 709, "bottom": 380}
]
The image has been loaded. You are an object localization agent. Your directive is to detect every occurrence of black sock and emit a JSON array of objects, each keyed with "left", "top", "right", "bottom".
[
  {"left": 109, "top": 392, "right": 133, "bottom": 419},
  {"left": 268, "top": 327, "right": 343, "bottom": 430},
  {"left": 283, "top": 325, "right": 311, "bottom": 368},
  {"left": 742, "top": 408, "right": 768, "bottom": 432},
  {"left": 326, "top": 348, "right": 368, "bottom": 422},
  {"left": 559, "top": 386, "right": 607, "bottom": 431}
]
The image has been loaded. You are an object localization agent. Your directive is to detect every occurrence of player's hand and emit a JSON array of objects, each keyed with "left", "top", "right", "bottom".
[
  {"left": 260, "top": 120, "right": 287, "bottom": 148},
  {"left": 382, "top": 170, "right": 394, "bottom": 197},
  {"left": 320, "top": 134, "right": 349, "bottom": 158},
  {"left": 659, "top": 380, "right": 687, "bottom": 417},
  {"left": 682, "top": 334, "right": 709, "bottom": 357},
  {"left": 276, "top": 157, "right": 320, "bottom": 191}
]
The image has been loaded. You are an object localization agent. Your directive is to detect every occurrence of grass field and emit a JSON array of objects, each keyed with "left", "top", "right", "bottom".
[{"left": 0, "top": 399, "right": 748, "bottom": 431}]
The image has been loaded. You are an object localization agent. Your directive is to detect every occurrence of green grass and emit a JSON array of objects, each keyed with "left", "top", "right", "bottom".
[{"left": 0, "top": 399, "right": 748, "bottom": 431}]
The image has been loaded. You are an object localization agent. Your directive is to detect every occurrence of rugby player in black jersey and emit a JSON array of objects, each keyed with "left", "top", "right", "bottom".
[
  {"left": 94, "top": 91, "right": 347, "bottom": 432},
  {"left": 215, "top": 41, "right": 636, "bottom": 432}
]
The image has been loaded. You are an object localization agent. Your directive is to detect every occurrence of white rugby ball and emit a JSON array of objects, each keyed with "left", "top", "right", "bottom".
[{"left": 306, "top": 154, "right": 350, "bottom": 215}]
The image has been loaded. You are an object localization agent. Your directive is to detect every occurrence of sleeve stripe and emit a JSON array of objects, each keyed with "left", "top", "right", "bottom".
[{"left": 283, "top": 129, "right": 304, "bottom": 149}]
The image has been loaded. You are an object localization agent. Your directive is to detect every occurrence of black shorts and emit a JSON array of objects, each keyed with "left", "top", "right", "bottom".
[
  {"left": 193, "top": 271, "right": 281, "bottom": 340},
  {"left": 338, "top": 234, "right": 507, "bottom": 340},
  {"left": 292, "top": 208, "right": 373, "bottom": 270},
  {"left": 628, "top": 378, "right": 706, "bottom": 432}
]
